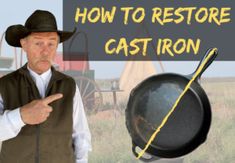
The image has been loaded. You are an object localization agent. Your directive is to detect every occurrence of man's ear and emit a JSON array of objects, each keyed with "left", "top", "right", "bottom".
[{"left": 20, "top": 38, "right": 27, "bottom": 52}]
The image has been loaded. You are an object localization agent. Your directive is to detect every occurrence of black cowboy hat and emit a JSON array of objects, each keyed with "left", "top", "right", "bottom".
[{"left": 5, "top": 10, "right": 76, "bottom": 47}]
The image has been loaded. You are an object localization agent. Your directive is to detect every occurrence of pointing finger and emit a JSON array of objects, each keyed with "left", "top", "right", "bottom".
[{"left": 42, "top": 93, "right": 63, "bottom": 104}]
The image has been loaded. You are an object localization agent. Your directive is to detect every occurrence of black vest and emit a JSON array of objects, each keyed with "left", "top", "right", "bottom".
[{"left": 0, "top": 64, "right": 76, "bottom": 163}]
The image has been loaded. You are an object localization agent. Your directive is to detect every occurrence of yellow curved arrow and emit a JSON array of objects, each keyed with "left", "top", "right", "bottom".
[{"left": 137, "top": 48, "right": 217, "bottom": 159}]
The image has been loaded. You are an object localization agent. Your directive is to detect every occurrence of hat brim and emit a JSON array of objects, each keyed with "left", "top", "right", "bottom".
[{"left": 5, "top": 25, "right": 76, "bottom": 47}]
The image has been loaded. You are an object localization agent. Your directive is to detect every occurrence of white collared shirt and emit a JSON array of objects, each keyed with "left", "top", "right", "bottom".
[{"left": 0, "top": 66, "right": 92, "bottom": 163}]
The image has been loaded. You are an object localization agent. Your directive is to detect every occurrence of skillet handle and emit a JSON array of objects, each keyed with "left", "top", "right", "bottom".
[
  {"left": 132, "top": 141, "right": 160, "bottom": 162},
  {"left": 190, "top": 48, "right": 218, "bottom": 81}
]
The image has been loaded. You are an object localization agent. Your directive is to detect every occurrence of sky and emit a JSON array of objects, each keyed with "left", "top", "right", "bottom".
[{"left": 0, "top": 0, "right": 234, "bottom": 79}]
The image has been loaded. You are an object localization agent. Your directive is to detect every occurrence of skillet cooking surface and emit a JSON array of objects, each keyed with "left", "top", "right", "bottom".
[{"left": 127, "top": 74, "right": 210, "bottom": 151}]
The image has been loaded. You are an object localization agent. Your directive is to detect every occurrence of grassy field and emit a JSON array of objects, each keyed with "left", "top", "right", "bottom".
[{"left": 87, "top": 78, "right": 235, "bottom": 163}]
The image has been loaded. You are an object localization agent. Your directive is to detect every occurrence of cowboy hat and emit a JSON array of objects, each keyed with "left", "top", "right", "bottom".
[{"left": 5, "top": 10, "right": 76, "bottom": 47}]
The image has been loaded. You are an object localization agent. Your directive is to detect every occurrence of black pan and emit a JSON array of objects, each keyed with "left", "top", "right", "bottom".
[{"left": 125, "top": 48, "right": 218, "bottom": 162}]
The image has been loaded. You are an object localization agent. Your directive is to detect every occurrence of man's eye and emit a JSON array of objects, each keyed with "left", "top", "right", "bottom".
[
  {"left": 35, "top": 42, "right": 42, "bottom": 46},
  {"left": 49, "top": 43, "right": 56, "bottom": 47}
]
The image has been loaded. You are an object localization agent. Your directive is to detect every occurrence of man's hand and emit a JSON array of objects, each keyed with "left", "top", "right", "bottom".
[{"left": 20, "top": 93, "right": 63, "bottom": 125}]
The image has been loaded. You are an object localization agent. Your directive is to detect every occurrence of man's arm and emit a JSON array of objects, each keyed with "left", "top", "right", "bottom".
[
  {"left": 73, "top": 85, "right": 92, "bottom": 163},
  {"left": 0, "top": 95, "right": 25, "bottom": 141}
]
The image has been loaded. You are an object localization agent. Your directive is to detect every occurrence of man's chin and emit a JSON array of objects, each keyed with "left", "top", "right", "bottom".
[{"left": 37, "top": 62, "right": 51, "bottom": 73}]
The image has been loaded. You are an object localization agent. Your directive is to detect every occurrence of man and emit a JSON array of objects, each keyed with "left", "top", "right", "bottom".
[{"left": 0, "top": 10, "right": 91, "bottom": 163}]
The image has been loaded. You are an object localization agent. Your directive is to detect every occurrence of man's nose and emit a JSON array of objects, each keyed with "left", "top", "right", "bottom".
[{"left": 41, "top": 44, "right": 50, "bottom": 55}]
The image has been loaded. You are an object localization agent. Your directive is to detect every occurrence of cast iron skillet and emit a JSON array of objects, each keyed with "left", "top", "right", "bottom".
[{"left": 125, "top": 48, "right": 218, "bottom": 162}]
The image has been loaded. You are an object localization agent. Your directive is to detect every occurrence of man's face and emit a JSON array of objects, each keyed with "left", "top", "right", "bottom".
[{"left": 20, "top": 32, "right": 59, "bottom": 74}]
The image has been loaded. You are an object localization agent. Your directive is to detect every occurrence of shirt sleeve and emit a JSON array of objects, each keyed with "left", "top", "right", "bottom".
[
  {"left": 72, "top": 85, "right": 92, "bottom": 163},
  {"left": 0, "top": 95, "right": 26, "bottom": 142}
]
